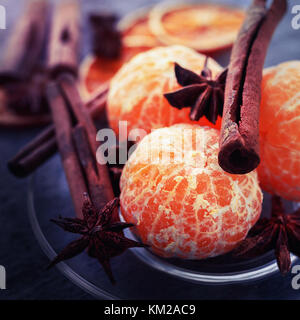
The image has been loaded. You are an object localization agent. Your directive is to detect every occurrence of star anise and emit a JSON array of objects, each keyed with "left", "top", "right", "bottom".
[
  {"left": 233, "top": 195, "right": 300, "bottom": 275},
  {"left": 48, "top": 195, "right": 146, "bottom": 284},
  {"left": 164, "top": 58, "right": 227, "bottom": 124}
]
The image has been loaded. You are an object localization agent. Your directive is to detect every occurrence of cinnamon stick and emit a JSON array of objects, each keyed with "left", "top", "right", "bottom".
[
  {"left": 218, "top": 0, "right": 286, "bottom": 174},
  {"left": 59, "top": 74, "right": 114, "bottom": 211},
  {"left": 47, "top": 0, "right": 81, "bottom": 78},
  {"left": 59, "top": 75, "right": 99, "bottom": 153},
  {"left": 73, "top": 125, "right": 108, "bottom": 212},
  {"left": 47, "top": 82, "right": 87, "bottom": 217},
  {"left": 8, "top": 84, "right": 108, "bottom": 177},
  {"left": 0, "top": 0, "right": 50, "bottom": 83},
  {"left": 8, "top": 126, "right": 57, "bottom": 177},
  {"left": 47, "top": 77, "right": 114, "bottom": 217}
]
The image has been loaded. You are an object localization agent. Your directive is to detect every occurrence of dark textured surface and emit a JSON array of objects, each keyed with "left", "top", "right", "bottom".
[{"left": 0, "top": 0, "right": 299, "bottom": 300}]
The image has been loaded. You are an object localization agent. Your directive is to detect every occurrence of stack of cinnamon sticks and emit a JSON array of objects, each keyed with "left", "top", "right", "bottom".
[
  {"left": 45, "top": 1, "right": 115, "bottom": 217},
  {"left": 8, "top": 83, "right": 109, "bottom": 177},
  {"left": 0, "top": 0, "right": 50, "bottom": 125},
  {"left": 6, "top": 0, "right": 114, "bottom": 179},
  {"left": 3, "top": 0, "right": 115, "bottom": 218},
  {"left": 47, "top": 74, "right": 114, "bottom": 217}
]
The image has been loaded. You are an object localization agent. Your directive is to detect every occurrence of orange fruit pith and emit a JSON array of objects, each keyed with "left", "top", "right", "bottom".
[
  {"left": 258, "top": 61, "right": 300, "bottom": 201},
  {"left": 120, "top": 124, "right": 263, "bottom": 259},
  {"left": 107, "top": 46, "right": 223, "bottom": 140}
]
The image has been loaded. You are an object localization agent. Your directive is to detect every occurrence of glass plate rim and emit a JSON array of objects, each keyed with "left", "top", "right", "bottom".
[
  {"left": 27, "top": 177, "right": 118, "bottom": 300},
  {"left": 28, "top": 173, "right": 298, "bottom": 296},
  {"left": 123, "top": 220, "right": 297, "bottom": 285}
]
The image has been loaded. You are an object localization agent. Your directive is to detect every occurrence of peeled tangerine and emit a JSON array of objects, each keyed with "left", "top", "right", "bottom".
[
  {"left": 258, "top": 61, "right": 300, "bottom": 201},
  {"left": 120, "top": 124, "right": 263, "bottom": 259},
  {"left": 107, "top": 46, "right": 223, "bottom": 139}
]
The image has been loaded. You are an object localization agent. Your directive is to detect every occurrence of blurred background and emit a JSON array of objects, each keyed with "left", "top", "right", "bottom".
[{"left": 0, "top": 0, "right": 299, "bottom": 300}]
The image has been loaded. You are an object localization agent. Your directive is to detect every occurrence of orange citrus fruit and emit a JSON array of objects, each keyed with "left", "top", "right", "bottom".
[
  {"left": 120, "top": 124, "right": 263, "bottom": 259},
  {"left": 258, "top": 61, "right": 300, "bottom": 201},
  {"left": 107, "top": 46, "right": 223, "bottom": 139},
  {"left": 149, "top": 2, "right": 245, "bottom": 53}
]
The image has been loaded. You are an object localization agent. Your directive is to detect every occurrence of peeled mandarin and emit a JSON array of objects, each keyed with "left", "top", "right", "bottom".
[
  {"left": 107, "top": 46, "right": 223, "bottom": 139},
  {"left": 258, "top": 61, "right": 300, "bottom": 201},
  {"left": 120, "top": 124, "right": 263, "bottom": 259}
]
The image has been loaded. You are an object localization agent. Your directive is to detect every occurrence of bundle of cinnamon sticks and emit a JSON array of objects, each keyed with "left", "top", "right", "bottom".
[
  {"left": 46, "top": 1, "right": 116, "bottom": 216},
  {"left": 0, "top": 0, "right": 82, "bottom": 125},
  {"left": 0, "top": 0, "right": 50, "bottom": 121},
  {"left": 47, "top": 75, "right": 114, "bottom": 217},
  {"left": 3, "top": 0, "right": 116, "bottom": 218},
  {"left": 8, "top": 84, "right": 109, "bottom": 177}
]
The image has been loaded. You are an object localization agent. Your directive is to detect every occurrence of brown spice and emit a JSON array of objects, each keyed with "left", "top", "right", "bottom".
[
  {"left": 0, "top": 0, "right": 50, "bottom": 115},
  {"left": 47, "top": 0, "right": 81, "bottom": 79},
  {"left": 233, "top": 196, "right": 300, "bottom": 275},
  {"left": 48, "top": 196, "right": 146, "bottom": 284},
  {"left": 0, "top": 0, "right": 50, "bottom": 83},
  {"left": 8, "top": 84, "right": 109, "bottom": 178},
  {"left": 89, "top": 13, "right": 122, "bottom": 59},
  {"left": 218, "top": 0, "right": 287, "bottom": 174},
  {"left": 164, "top": 58, "right": 227, "bottom": 124},
  {"left": 0, "top": 0, "right": 82, "bottom": 118},
  {"left": 46, "top": 78, "right": 145, "bottom": 282},
  {"left": 107, "top": 141, "right": 136, "bottom": 196},
  {"left": 4, "top": 69, "right": 49, "bottom": 116},
  {"left": 47, "top": 82, "right": 87, "bottom": 216}
]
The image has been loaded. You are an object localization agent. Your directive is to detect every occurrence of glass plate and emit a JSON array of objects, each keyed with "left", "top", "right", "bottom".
[{"left": 27, "top": 154, "right": 300, "bottom": 299}]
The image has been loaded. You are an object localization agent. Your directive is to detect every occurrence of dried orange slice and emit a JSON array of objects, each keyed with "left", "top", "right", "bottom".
[
  {"left": 148, "top": 2, "right": 245, "bottom": 53},
  {"left": 79, "top": 11, "right": 158, "bottom": 99},
  {"left": 80, "top": 54, "right": 123, "bottom": 100},
  {"left": 120, "top": 7, "right": 161, "bottom": 49},
  {"left": 120, "top": 124, "right": 263, "bottom": 259}
]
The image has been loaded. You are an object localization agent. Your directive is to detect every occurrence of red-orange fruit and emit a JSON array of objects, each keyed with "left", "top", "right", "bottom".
[
  {"left": 107, "top": 46, "right": 223, "bottom": 139},
  {"left": 120, "top": 124, "right": 263, "bottom": 259},
  {"left": 258, "top": 61, "right": 300, "bottom": 201},
  {"left": 149, "top": 2, "right": 245, "bottom": 53}
]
